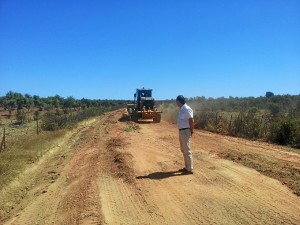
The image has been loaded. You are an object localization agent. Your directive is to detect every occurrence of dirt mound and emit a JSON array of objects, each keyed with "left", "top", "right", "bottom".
[{"left": 105, "top": 137, "right": 135, "bottom": 183}]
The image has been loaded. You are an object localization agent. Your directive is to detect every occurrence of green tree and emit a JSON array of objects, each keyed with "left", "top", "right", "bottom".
[
  {"left": 16, "top": 109, "right": 26, "bottom": 124},
  {"left": 24, "top": 97, "right": 34, "bottom": 112},
  {"left": 4, "top": 99, "right": 16, "bottom": 115},
  {"left": 64, "top": 96, "right": 76, "bottom": 109},
  {"left": 266, "top": 92, "right": 274, "bottom": 98}
]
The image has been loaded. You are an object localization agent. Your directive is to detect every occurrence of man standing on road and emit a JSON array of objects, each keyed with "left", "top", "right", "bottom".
[{"left": 176, "top": 95, "right": 194, "bottom": 174}]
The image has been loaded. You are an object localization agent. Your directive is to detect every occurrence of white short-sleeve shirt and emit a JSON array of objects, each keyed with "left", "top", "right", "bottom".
[{"left": 177, "top": 104, "right": 193, "bottom": 129}]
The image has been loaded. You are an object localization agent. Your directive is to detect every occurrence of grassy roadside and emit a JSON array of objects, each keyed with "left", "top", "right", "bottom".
[
  {"left": 0, "top": 120, "right": 66, "bottom": 189},
  {"left": 0, "top": 105, "right": 114, "bottom": 189},
  {"left": 0, "top": 115, "right": 98, "bottom": 221}
]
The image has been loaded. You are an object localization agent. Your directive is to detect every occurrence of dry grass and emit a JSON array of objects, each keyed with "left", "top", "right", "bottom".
[
  {"left": 123, "top": 122, "right": 140, "bottom": 132},
  {"left": 0, "top": 118, "right": 65, "bottom": 189}
]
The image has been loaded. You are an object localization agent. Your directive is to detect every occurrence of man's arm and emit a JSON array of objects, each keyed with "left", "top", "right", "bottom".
[{"left": 189, "top": 118, "right": 194, "bottom": 136}]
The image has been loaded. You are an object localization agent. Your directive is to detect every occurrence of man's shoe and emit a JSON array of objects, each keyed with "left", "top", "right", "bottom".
[
  {"left": 179, "top": 168, "right": 193, "bottom": 174},
  {"left": 183, "top": 170, "right": 193, "bottom": 174},
  {"left": 178, "top": 168, "right": 186, "bottom": 172}
]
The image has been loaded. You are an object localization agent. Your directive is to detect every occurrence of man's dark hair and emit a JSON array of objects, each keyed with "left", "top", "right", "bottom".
[{"left": 176, "top": 95, "right": 186, "bottom": 105}]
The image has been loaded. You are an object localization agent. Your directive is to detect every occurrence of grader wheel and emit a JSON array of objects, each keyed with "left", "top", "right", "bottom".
[
  {"left": 153, "top": 113, "right": 161, "bottom": 123},
  {"left": 132, "top": 112, "right": 139, "bottom": 122}
]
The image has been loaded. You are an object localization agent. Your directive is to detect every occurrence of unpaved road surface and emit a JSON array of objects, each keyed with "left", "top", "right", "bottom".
[{"left": 1, "top": 109, "right": 300, "bottom": 225}]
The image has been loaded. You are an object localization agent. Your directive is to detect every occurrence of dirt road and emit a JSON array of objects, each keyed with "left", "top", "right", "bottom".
[{"left": 1, "top": 109, "right": 300, "bottom": 225}]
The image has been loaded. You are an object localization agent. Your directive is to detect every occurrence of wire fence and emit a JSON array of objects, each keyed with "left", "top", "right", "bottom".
[{"left": 0, "top": 119, "right": 61, "bottom": 189}]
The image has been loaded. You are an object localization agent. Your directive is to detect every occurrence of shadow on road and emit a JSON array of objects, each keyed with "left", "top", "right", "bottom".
[{"left": 136, "top": 170, "right": 189, "bottom": 180}]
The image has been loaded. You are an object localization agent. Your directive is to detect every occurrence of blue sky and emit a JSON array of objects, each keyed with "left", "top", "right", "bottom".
[{"left": 0, "top": 0, "right": 299, "bottom": 100}]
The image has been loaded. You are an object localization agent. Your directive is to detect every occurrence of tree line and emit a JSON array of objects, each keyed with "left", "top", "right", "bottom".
[
  {"left": 0, "top": 91, "right": 128, "bottom": 130},
  {"left": 2, "top": 91, "right": 300, "bottom": 147},
  {"left": 0, "top": 91, "right": 127, "bottom": 113}
]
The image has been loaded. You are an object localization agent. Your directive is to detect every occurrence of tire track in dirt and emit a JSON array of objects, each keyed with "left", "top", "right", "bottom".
[
  {"left": 50, "top": 116, "right": 108, "bottom": 225},
  {"left": 98, "top": 113, "right": 167, "bottom": 225},
  {"left": 200, "top": 164, "right": 287, "bottom": 224},
  {"left": 130, "top": 130, "right": 231, "bottom": 224},
  {"left": 217, "top": 162, "right": 299, "bottom": 224},
  {"left": 199, "top": 131, "right": 300, "bottom": 196},
  {"left": 194, "top": 148, "right": 299, "bottom": 225},
  {"left": 99, "top": 176, "right": 159, "bottom": 225},
  {"left": 134, "top": 146, "right": 248, "bottom": 225},
  {"left": 194, "top": 133, "right": 300, "bottom": 224}
]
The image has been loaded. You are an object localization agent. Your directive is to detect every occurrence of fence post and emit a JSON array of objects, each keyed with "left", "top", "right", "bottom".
[
  {"left": 37, "top": 119, "right": 39, "bottom": 136},
  {"left": 229, "top": 114, "right": 233, "bottom": 133},
  {"left": 1, "top": 127, "right": 5, "bottom": 151},
  {"left": 0, "top": 129, "right": 2, "bottom": 150}
]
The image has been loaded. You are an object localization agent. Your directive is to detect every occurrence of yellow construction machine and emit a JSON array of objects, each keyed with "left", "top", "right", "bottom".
[{"left": 127, "top": 88, "right": 162, "bottom": 123}]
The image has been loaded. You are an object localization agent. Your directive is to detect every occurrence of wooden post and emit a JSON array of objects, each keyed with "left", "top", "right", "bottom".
[
  {"left": 3, "top": 127, "right": 5, "bottom": 149},
  {"left": 229, "top": 115, "right": 233, "bottom": 132},
  {"left": 37, "top": 119, "right": 39, "bottom": 136},
  {"left": 0, "top": 129, "right": 2, "bottom": 151},
  {"left": 1, "top": 127, "right": 5, "bottom": 150}
]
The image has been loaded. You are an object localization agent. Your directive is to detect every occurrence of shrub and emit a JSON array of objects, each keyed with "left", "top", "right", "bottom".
[
  {"left": 42, "top": 111, "right": 60, "bottom": 131},
  {"left": 268, "top": 118, "right": 298, "bottom": 146},
  {"left": 294, "top": 128, "right": 300, "bottom": 148},
  {"left": 158, "top": 96, "right": 300, "bottom": 148},
  {"left": 194, "top": 111, "right": 208, "bottom": 129},
  {"left": 230, "top": 109, "right": 262, "bottom": 139},
  {"left": 268, "top": 103, "right": 280, "bottom": 117},
  {"left": 42, "top": 107, "right": 105, "bottom": 131}
]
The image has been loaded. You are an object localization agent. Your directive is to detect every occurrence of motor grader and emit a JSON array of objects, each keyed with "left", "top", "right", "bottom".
[{"left": 127, "top": 88, "right": 162, "bottom": 123}]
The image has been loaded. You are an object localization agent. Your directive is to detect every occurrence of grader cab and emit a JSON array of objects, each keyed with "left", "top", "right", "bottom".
[{"left": 127, "top": 88, "right": 162, "bottom": 123}]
